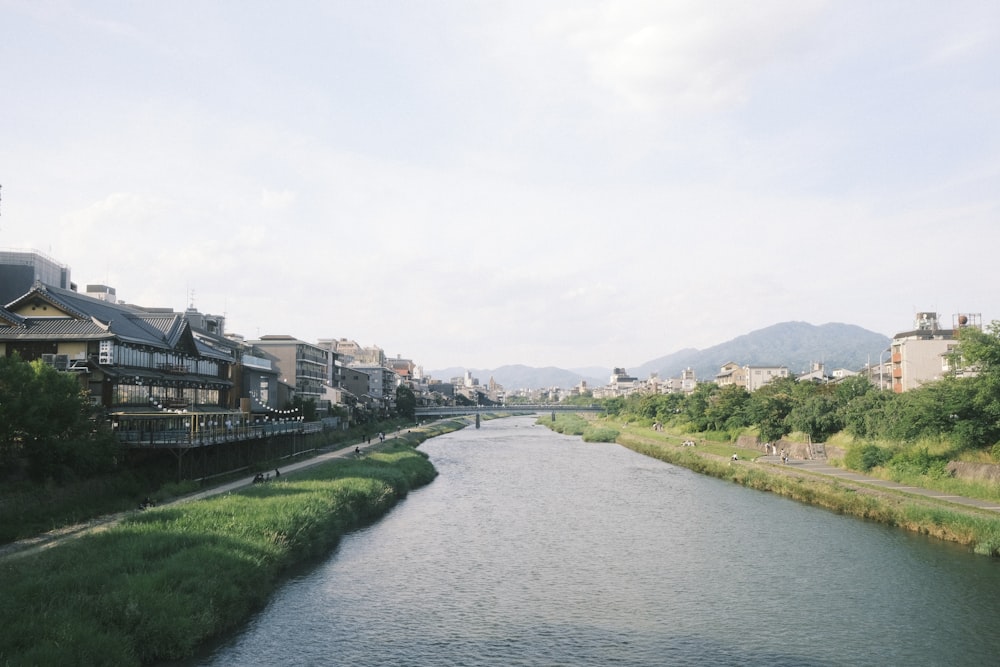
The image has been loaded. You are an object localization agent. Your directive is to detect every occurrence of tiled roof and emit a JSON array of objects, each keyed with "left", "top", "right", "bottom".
[
  {"left": 5, "top": 283, "right": 185, "bottom": 349},
  {"left": 0, "top": 306, "right": 25, "bottom": 327},
  {"left": 0, "top": 316, "right": 113, "bottom": 341}
]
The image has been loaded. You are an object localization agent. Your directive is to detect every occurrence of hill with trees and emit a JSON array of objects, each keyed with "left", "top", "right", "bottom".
[{"left": 432, "top": 321, "right": 891, "bottom": 390}]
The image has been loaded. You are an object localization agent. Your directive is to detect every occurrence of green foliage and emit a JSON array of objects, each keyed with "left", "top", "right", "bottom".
[
  {"left": 395, "top": 384, "right": 417, "bottom": 420},
  {"left": 844, "top": 443, "right": 893, "bottom": 472},
  {"left": 545, "top": 413, "right": 589, "bottom": 436},
  {"left": 539, "top": 414, "right": 619, "bottom": 443},
  {"left": 705, "top": 384, "right": 751, "bottom": 432},
  {"left": 290, "top": 396, "right": 317, "bottom": 422},
  {"left": 0, "top": 355, "right": 121, "bottom": 482},
  {"left": 0, "top": 443, "right": 436, "bottom": 666},
  {"left": 601, "top": 397, "right": 625, "bottom": 417},
  {"left": 745, "top": 377, "right": 797, "bottom": 442},
  {"left": 787, "top": 391, "right": 842, "bottom": 443},
  {"left": 886, "top": 447, "right": 949, "bottom": 480},
  {"left": 582, "top": 426, "right": 620, "bottom": 443}
]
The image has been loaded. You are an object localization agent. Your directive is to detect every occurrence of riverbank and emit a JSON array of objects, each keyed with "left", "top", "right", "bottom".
[
  {"left": 0, "top": 422, "right": 461, "bottom": 666},
  {"left": 616, "top": 427, "right": 1000, "bottom": 556},
  {"left": 535, "top": 417, "right": 1000, "bottom": 557}
]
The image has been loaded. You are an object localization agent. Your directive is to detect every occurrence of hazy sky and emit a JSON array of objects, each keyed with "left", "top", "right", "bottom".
[{"left": 3, "top": 1, "right": 998, "bottom": 372}]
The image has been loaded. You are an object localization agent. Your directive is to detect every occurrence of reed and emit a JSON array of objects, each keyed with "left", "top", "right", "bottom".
[{"left": 0, "top": 442, "right": 437, "bottom": 666}]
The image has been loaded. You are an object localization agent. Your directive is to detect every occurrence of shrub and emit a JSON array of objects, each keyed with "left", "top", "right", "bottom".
[
  {"left": 845, "top": 443, "right": 892, "bottom": 472},
  {"left": 582, "top": 427, "right": 620, "bottom": 443}
]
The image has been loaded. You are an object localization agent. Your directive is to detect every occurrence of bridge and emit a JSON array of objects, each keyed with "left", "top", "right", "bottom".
[{"left": 414, "top": 404, "right": 603, "bottom": 418}]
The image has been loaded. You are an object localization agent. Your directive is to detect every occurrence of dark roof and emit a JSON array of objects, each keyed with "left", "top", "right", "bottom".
[
  {"left": 0, "top": 316, "right": 113, "bottom": 341},
  {"left": 0, "top": 306, "right": 25, "bottom": 327},
  {"left": 1, "top": 282, "right": 190, "bottom": 350}
]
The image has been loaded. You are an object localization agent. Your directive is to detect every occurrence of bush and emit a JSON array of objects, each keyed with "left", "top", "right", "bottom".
[
  {"left": 845, "top": 443, "right": 892, "bottom": 472},
  {"left": 582, "top": 427, "right": 620, "bottom": 443}
]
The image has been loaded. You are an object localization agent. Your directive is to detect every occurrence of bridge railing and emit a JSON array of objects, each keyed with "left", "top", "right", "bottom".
[{"left": 414, "top": 404, "right": 602, "bottom": 417}]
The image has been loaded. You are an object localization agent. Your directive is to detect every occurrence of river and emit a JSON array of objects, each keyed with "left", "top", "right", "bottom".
[{"left": 197, "top": 416, "right": 1000, "bottom": 666}]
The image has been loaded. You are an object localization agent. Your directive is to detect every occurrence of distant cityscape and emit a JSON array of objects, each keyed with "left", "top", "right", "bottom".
[{"left": 0, "top": 248, "right": 985, "bottom": 439}]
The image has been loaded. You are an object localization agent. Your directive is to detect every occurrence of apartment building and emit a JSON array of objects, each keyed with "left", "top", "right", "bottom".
[{"left": 890, "top": 312, "right": 980, "bottom": 393}]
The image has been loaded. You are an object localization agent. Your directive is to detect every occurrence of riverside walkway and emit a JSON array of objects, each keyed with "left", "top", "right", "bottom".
[
  {"left": 756, "top": 455, "right": 1000, "bottom": 513},
  {"left": 0, "top": 429, "right": 420, "bottom": 562}
]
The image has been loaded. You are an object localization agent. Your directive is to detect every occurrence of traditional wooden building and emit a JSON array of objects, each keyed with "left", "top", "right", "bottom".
[{"left": 0, "top": 282, "right": 251, "bottom": 446}]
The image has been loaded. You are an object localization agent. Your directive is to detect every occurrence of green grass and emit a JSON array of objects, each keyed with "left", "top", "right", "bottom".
[
  {"left": 613, "top": 428, "right": 1000, "bottom": 557},
  {"left": 0, "top": 442, "right": 438, "bottom": 666},
  {"left": 538, "top": 414, "right": 619, "bottom": 443}
]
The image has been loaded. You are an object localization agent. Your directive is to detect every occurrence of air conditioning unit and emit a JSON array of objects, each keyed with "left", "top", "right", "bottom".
[
  {"left": 54, "top": 355, "right": 69, "bottom": 370},
  {"left": 41, "top": 354, "right": 55, "bottom": 365}
]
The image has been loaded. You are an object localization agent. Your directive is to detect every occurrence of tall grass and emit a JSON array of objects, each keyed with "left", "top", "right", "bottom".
[
  {"left": 539, "top": 414, "right": 619, "bottom": 443},
  {"left": 0, "top": 443, "right": 437, "bottom": 666}
]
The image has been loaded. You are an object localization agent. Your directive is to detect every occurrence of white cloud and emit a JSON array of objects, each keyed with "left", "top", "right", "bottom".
[{"left": 2, "top": 1, "right": 999, "bottom": 371}]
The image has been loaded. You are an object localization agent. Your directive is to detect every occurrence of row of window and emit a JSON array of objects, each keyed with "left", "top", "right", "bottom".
[
  {"left": 113, "top": 344, "right": 222, "bottom": 377},
  {"left": 115, "top": 384, "right": 221, "bottom": 407}
]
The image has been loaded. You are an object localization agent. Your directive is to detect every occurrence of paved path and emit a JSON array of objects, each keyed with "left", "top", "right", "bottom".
[
  {"left": 756, "top": 455, "right": 1000, "bottom": 513},
  {"left": 0, "top": 432, "right": 406, "bottom": 562}
]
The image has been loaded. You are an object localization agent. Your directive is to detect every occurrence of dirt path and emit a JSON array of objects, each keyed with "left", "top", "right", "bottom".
[{"left": 0, "top": 436, "right": 391, "bottom": 562}]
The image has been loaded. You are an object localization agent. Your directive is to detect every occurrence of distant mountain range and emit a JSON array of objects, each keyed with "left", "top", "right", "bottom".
[{"left": 427, "top": 321, "right": 892, "bottom": 390}]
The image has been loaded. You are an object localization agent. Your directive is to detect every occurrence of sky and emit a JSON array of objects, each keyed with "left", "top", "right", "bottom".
[{"left": 2, "top": 1, "right": 999, "bottom": 372}]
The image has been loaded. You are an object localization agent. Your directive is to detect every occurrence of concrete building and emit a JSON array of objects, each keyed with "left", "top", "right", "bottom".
[
  {"left": 715, "top": 362, "right": 788, "bottom": 391},
  {"left": 250, "top": 335, "right": 333, "bottom": 410},
  {"left": 889, "top": 312, "right": 980, "bottom": 393},
  {"left": 0, "top": 249, "right": 76, "bottom": 305},
  {"left": 745, "top": 365, "right": 790, "bottom": 392}
]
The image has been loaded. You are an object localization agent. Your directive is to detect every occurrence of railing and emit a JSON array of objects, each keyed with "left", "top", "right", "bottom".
[
  {"left": 113, "top": 415, "right": 321, "bottom": 448},
  {"left": 415, "top": 404, "right": 602, "bottom": 416}
]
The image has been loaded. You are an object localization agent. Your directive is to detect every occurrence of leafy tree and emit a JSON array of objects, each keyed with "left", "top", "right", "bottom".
[
  {"left": 745, "top": 377, "right": 797, "bottom": 442},
  {"left": 787, "top": 391, "right": 841, "bottom": 443},
  {"left": 653, "top": 393, "right": 686, "bottom": 424},
  {"left": 395, "top": 384, "right": 416, "bottom": 421},
  {"left": 0, "top": 354, "right": 35, "bottom": 470},
  {"left": 0, "top": 356, "right": 120, "bottom": 482},
  {"left": 834, "top": 374, "right": 876, "bottom": 406},
  {"left": 290, "top": 396, "right": 318, "bottom": 422},
  {"left": 841, "top": 389, "right": 894, "bottom": 439},
  {"left": 704, "top": 384, "right": 751, "bottom": 432},
  {"left": 952, "top": 321, "right": 1000, "bottom": 447},
  {"left": 602, "top": 397, "right": 625, "bottom": 417},
  {"left": 683, "top": 382, "right": 718, "bottom": 431}
]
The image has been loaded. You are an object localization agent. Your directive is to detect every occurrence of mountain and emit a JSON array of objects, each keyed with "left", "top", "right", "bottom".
[
  {"left": 630, "top": 321, "right": 891, "bottom": 382},
  {"left": 426, "top": 321, "right": 891, "bottom": 390}
]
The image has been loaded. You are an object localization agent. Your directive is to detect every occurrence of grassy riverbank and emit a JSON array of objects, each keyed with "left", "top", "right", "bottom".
[
  {"left": 0, "top": 432, "right": 448, "bottom": 666},
  {"left": 541, "top": 417, "right": 1000, "bottom": 557}
]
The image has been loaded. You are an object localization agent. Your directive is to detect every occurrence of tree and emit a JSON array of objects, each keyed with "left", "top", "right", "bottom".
[
  {"left": 745, "top": 377, "right": 797, "bottom": 442},
  {"left": 0, "top": 354, "right": 35, "bottom": 470},
  {"left": 704, "top": 384, "right": 751, "bottom": 432},
  {"left": 395, "top": 385, "right": 416, "bottom": 421},
  {"left": 953, "top": 322, "right": 1000, "bottom": 447},
  {"left": 0, "top": 356, "right": 119, "bottom": 482},
  {"left": 841, "top": 389, "right": 894, "bottom": 439},
  {"left": 290, "top": 396, "right": 318, "bottom": 422},
  {"left": 683, "top": 382, "right": 718, "bottom": 431},
  {"left": 787, "top": 391, "right": 842, "bottom": 443}
]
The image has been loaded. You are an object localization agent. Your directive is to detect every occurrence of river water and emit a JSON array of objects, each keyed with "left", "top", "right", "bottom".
[{"left": 198, "top": 416, "right": 1000, "bottom": 666}]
